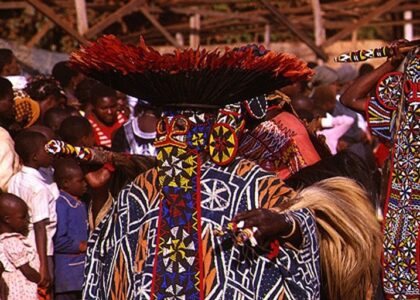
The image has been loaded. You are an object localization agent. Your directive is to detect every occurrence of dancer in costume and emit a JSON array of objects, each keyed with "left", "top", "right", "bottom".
[
  {"left": 239, "top": 91, "right": 326, "bottom": 179},
  {"left": 340, "top": 44, "right": 419, "bottom": 298},
  {"left": 70, "top": 36, "right": 380, "bottom": 300}
]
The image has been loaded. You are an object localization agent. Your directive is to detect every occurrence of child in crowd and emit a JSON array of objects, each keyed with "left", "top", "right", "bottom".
[
  {"left": 0, "top": 193, "right": 40, "bottom": 300},
  {"left": 58, "top": 116, "right": 113, "bottom": 230},
  {"left": 58, "top": 116, "right": 95, "bottom": 148},
  {"left": 7, "top": 131, "right": 59, "bottom": 291},
  {"left": 43, "top": 107, "right": 72, "bottom": 136},
  {"left": 53, "top": 158, "right": 88, "bottom": 300}
]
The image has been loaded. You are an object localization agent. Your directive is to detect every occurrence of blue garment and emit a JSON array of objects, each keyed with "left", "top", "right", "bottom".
[
  {"left": 53, "top": 191, "right": 88, "bottom": 294},
  {"left": 83, "top": 159, "right": 320, "bottom": 299}
]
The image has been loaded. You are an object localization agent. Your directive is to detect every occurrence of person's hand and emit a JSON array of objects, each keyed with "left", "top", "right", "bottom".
[
  {"left": 388, "top": 39, "right": 408, "bottom": 67},
  {"left": 232, "top": 209, "right": 287, "bottom": 244},
  {"left": 37, "top": 264, "right": 51, "bottom": 288}
]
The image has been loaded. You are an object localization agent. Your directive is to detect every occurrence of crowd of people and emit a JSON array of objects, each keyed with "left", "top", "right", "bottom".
[{"left": 0, "top": 36, "right": 417, "bottom": 300}]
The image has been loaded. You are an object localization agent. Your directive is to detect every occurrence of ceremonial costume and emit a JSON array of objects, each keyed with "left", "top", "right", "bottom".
[
  {"left": 71, "top": 37, "right": 320, "bottom": 300},
  {"left": 239, "top": 94, "right": 322, "bottom": 179},
  {"left": 366, "top": 48, "right": 420, "bottom": 298},
  {"left": 70, "top": 36, "right": 320, "bottom": 300}
]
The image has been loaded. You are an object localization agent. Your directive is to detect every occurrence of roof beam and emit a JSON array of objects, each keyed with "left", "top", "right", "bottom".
[
  {"left": 26, "top": 19, "right": 54, "bottom": 47},
  {"left": 139, "top": 6, "right": 182, "bottom": 48},
  {"left": 84, "top": 0, "right": 145, "bottom": 39},
  {"left": 259, "top": 0, "right": 327, "bottom": 60},
  {"left": 25, "top": 0, "right": 89, "bottom": 45},
  {"left": 321, "top": 0, "right": 402, "bottom": 47},
  {"left": 170, "top": 7, "right": 267, "bottom": 23},
  {"left": 0, "top": 2, "right": 28, "bottom": 10}
]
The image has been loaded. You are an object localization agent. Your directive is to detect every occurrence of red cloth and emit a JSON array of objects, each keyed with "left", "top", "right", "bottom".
[
  {"left": 87, "top": 113, "right": 127, "bottom": 148},
  {"left": 239, "top": 112, "right": 321, "bottom": 180},
  {"left": 274, "top": 112, "right": 321, "bottom": 179},
  {"left": 374, "top": 142, "right": 390, "bottom": 168}
]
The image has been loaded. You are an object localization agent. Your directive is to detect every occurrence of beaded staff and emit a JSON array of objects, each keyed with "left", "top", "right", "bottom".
[
  {"left": 45, "top": 139, "right": 112, "bottom": 164},
  {"left": 334, "top": 39, "right": 420, "bottom": 63}
]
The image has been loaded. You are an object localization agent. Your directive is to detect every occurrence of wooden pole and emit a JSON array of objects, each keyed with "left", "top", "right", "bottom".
[
  {"left": 176, "top": 32, "right": 185, "bottom": 47},
  {"left": 264, "top": 24, "right": 270, "bottom": 49},
  {"left": 74, "top": 0, "right": 89, "bottom": 35},
  {"left": 310, "top": 0, "right": 325, "bottom": 46},
  {"left": 189, "top": 13, "right": 200, "bottom": 48},
  {"left": 404, "top": 10, "right": 413, "bottom": 40}
]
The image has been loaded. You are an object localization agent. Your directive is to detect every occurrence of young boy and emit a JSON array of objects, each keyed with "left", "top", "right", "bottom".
[
  {"left": 7, "top": 131, "right": 59, "bottom": 291},
  {"left": 53, "top": 158, "right": 88, "bottom": 300},
  {"left": 58, "top": 116, "right": 112, "bottom": 229}
]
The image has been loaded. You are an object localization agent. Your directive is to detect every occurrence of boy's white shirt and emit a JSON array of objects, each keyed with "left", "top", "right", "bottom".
[{"left": 7, "top": 166, "right": 59, "bottom": 256}]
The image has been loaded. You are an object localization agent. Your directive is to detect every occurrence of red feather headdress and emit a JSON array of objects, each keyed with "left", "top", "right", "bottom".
[{"left": 70, "top": 35, "right": 313, "bottom": 108}]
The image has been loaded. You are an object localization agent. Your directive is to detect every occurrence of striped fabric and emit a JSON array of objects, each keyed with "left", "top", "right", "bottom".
[
  {"left": 366, "top": 96, "right": 393, "bottom": 143},
  {"left": 87, "top": 113, "right": 127, "bottom": 148}
]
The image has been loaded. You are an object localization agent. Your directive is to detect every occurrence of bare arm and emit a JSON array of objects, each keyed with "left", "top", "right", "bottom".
[
  {"left": 19, "top": 263, "right": 41, "bottom": 284},
  {"left": 33, "top": 219, "right": 51, "bottom": 288},
  {"left": 0, "top": 262, "right": 8, "bottom": 299},
  {"left": 340, "top": 40, "right": 406, "bottom": 113},
  {"left": 340, "top": 60, "right": 399, "bottom": 112}
]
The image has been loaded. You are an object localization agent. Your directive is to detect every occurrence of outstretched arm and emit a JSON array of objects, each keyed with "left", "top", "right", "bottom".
[{"left": 340, "top": 41, "right": 406, "bottom": 113}]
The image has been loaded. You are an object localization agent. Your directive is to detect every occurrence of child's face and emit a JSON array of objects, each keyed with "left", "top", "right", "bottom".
[
  {"left": 36, "top": 142, "right": 54, "bottom": 168},
  {"left": 8, "top": 205, "right": 29, "bottom": 235},
  {"left": 64, "top": 168, "right": 88, "bottom": 198}
]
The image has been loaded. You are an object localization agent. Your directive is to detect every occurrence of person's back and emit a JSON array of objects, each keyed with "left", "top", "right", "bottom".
[
  {"left": 85, "top": 156, "right": 321, "bottom": 299},
  {"left": 112, "top": 106, "right": 158, "bottom": 156}
]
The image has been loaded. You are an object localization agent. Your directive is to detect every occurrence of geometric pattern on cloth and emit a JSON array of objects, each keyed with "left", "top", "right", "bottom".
[
  {"left": 152, "top": 110, "right": 210, "bottom": 300},
  {"left": 209, "top": 104, "right": 244, "bottom": 166},
  {"left": 382, "top": 49, "right": 420, "bottom": 298},
  {"left": 376, "top": 71, "right": 403, "bottom": 110},
  {"left": 152, "top": 145, "right": 201, "bottom": 300},
  {"left": 82, "top": 158, "right": 321, "bottom": 300},
  {"left": 239, "top": 120, "right": 306, "bottom": 175},
  {"left": 366, "top": 96, "right": 394, "bottom": 143}
]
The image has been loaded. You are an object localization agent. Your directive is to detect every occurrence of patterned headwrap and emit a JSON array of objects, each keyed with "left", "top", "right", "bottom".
[{"left": 13, "top": 90, "right": 40, "bottom": 128}]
